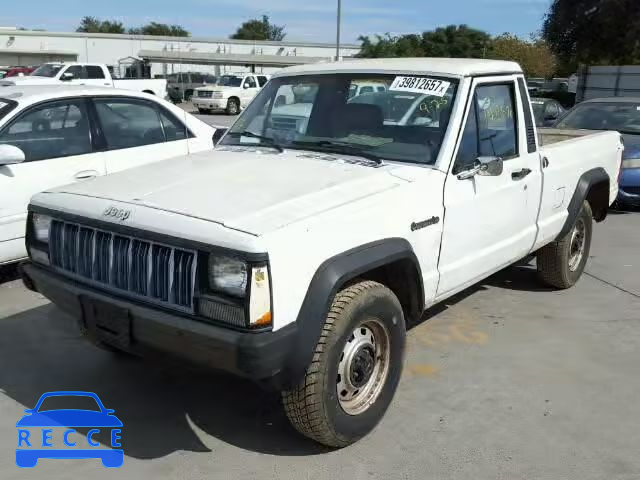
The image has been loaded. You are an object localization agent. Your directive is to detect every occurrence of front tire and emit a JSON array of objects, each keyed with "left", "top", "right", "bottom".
[
  {"left": 226, "top": 98, "right": 240, "bottom": 115},
  {"left": 537, "top": 200, "right": 593, "bottom": 289},
  {"left": 282, "top": 280, "right": 405, "bottom": 447}
]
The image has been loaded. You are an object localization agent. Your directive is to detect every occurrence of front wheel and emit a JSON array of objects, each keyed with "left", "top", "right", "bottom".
[
  {"left": 537, "top": 200, "right": 593, "bottom": 289},
  {"left": 282, "top": 280, "right": 405, "bottom": 447},
  {"left": 226, "top": 98, "right": 240, "bottom": 115}
]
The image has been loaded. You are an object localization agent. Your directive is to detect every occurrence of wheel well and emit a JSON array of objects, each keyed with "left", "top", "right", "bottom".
[
  {"left": 228, "top": 96, "right": 240, "bottom": 104},
  {"left": 585, "top": 179, "right": 610, "bottom": 222},
  {"left": 351, "top": 259, "right": 423, "bottom": 325},
  {"left": 142, "top": 90, "right": 154, "bottom": 95}
]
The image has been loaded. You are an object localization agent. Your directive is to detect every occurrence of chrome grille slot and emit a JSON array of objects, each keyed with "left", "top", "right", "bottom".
[
  {"left": 48, "top": 219, "right": 197, "bottom": 313},
  {"left": 197, "top": 90, "right": 213, "bottom": 98},
  {"left": 151, "top": 245, "right": 171, "bottom": 302}
]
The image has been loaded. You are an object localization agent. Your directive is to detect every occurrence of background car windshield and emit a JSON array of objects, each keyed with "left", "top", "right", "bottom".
[
  {"left": 556, "top": 102, "right": 640, "bottom": 134},
  {"left": 218, "top": 75, "right": 243, "bottom": 87},
  {"left": 222, "top": 73, "right": 458, "bottom": 165},
  {"left": 31, "top": 64, "right": 63, "bottom": 77},
  {"left": 38, "top": 395, "right": 101, "bottom": 412}
]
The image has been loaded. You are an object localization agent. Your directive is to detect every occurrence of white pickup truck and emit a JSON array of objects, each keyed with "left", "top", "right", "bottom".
[
  {"left": 21, "top": 59, "right": 623, "bottom": 448},
  {"left": 0, "top": 63, "right": 167, "bottom": 97},
  {"left": 192, "top": 73, "right": 269, "bottom": 115}
]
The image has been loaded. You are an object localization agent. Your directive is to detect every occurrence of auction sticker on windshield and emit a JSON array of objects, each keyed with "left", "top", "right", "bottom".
[{"left": 389, "top": 76, "right": 451, "bottom": 97}]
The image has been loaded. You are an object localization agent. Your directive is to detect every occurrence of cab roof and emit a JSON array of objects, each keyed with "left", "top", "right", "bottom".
[{"left": 273, "top": 58, "right": 522, "bottom": 79}]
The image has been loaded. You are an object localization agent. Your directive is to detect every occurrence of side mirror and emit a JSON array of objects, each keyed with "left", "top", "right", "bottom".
[
  {"left": 60, "top": 72, "right": 74, "bottom": 81},
  {"left": 545, "top": 112, "right": 559, "bottom": 121},
  {"left": 212, "top": 127, "right": 228, "bottom": 145},
  {"left": 243, "top": 83, "right": 250, "bottom": 89},
  {"left": 0, "top": 144, "right": 26, "bottom": 165},
  {"left": 457, "top": 156, "right": 503, "bottom": 180}
]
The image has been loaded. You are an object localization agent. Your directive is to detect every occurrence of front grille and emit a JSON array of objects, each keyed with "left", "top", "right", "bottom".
[
  {"left": 621, "top": 186, "right": 640, "bottom": 196},
  {"left": 197, "top": 90, "right": 212, "bottom": 98},
  {"left": 49, "top": 220, "right": 197, "bottom": 312}
]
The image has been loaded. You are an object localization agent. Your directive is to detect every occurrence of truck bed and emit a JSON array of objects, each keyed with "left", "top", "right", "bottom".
[{"left": 537, "top": 128, "right": 600, "bottom": 146}]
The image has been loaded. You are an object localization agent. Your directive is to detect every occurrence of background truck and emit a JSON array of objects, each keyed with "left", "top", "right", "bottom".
[
  {"left": 0, "top": 63, "right": 167, "bottom": 97},
  {"left": 192, "top": 73, "right": 269, "bottom": 115},
  {"left": 575, "top": 65, "right": 640, "bottom": 103},
  {"left": 21, "top": 58, "right": 623, "bottom": 449}
]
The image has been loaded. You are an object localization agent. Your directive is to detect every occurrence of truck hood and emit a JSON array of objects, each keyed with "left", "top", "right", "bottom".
[
  {"left": 0, "top": 76, "right": 56, "bottom": 86},
  {"left": 47, "top": 148, "right": 409, "bottom": 236}
]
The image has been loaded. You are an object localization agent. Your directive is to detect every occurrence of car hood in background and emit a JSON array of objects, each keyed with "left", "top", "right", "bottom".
[{"left": 47, "top": 148, "right": 410, "bottom": 236}]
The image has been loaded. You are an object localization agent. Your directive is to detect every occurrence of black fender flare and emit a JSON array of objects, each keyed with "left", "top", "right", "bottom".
[
  {"left": 556, "top": 167, "right": 609, "bottom": 240},
  {"left": 282, "top": 238, "right": 423, "bottom": 387}
]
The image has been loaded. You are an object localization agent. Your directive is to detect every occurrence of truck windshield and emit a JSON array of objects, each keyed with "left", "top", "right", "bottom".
[
  {"left": 221, "top": 73, "right": 459, "bottom": 165},
  {"left": 31, "top": 64, "right": 63, "bottom": 78},
  {"left": 556, "top": 101, "right": 640, "bottom": 135},
  {"left": 218, "top": 75, "right": 243, "bottom": 87}
]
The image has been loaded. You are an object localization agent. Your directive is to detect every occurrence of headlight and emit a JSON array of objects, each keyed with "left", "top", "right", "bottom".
[
  {"left": 32, "top": 214, "right": 52, "bottom": 243},
  {"left": 208, "top": 256, "right": 248, "bottom": 297}
]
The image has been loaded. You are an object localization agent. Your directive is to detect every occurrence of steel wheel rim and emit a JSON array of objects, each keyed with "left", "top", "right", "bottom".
[
  {"left": 568, "top": 217, "right": 586, "bottom": 271},
  {"left": 229, "top": 101, "right": 239, "bottom": 114},
  {"left": 337, "top": 318, "right": 391, "bottom": 416}
]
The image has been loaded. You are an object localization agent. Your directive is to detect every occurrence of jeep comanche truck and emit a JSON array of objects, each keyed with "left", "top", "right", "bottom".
[{"left": 21, "top": 59, "right": 623, "bottom": 448}]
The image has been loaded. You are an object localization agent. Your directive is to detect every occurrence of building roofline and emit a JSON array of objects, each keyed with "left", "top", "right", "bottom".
[{"left": 2, "top": 29, "right": 360, "bottom": 50}]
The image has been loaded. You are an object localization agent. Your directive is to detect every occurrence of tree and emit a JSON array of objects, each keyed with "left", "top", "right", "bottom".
[
  {"left": 491, "top": 34, "right": 556, "bottom": 78},
  {"left": 231, "top": 15, "right": 286, "bottom": 41},
  {"left": 421, "top": 25, "right": 492, "bottom": 58},
  {"left": 358, "top": 25, "right": 491, "bottom": 59},
  {"left": 128, "top": 22, "right": 189, "bottom": 37},
  {"left": 543, "top": 0, "right": 640, "bottom": 66},
  {"left": 76, "top": 16, "right": 125, "bottom": 34}
]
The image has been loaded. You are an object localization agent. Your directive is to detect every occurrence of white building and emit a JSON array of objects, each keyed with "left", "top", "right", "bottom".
[{"left": 0, "top": 28, "right": 361, "bottom": 76}]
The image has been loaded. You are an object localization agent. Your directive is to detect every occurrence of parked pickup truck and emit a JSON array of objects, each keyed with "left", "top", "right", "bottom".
[
  {"left": 21, "top": 59, "right": 623, "bottom": 448},
  {"left": 0, "top": 63, "right": 167, "bottom": 97},
  {"left": 192, "top": 73, "right": 269, "bottom": 115}
]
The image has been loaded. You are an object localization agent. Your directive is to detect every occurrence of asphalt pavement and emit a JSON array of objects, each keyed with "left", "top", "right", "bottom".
[{"left": 0, "top": 208, "right": 638, "bottom": 479}]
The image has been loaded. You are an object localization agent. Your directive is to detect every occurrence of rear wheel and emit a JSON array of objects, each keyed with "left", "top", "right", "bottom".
[
  {"left": 282, "top": 280, "right": 405, "bottom": 447},
  {"left": 537, "top": 200, "right": 593, "bottom": 289},
  {"left": 226, "top": 98, "right": 240, "bottom": 115}
]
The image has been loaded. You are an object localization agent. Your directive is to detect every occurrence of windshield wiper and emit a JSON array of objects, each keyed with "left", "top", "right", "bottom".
[
  {"left": 226, "top": 131, "right": 283, "bottom": 152},
  {"left": 290, "top": 140, "right": 385, "bottom": 165}
]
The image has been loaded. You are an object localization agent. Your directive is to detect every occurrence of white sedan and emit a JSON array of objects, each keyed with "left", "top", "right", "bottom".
[{"left": 0, "top": 85, "right": 215, "bottom": 265}]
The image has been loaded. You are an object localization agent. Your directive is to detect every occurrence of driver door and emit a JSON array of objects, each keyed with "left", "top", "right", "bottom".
[
  {"left": 241, "top": 76, "right": 259, "bottom": 105},
  {"left": 436, "top": 76, "right": 541, "bottom": 298}
]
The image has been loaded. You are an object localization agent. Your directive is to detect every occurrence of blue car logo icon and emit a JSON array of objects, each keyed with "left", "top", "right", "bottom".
[{"left": 16, "top": 391, "right": 123, "bottom": 468}]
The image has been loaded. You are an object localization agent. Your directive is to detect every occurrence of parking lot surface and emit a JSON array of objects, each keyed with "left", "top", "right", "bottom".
[
  {"left": 180, "top": 102, "right": 237, "bottom": 129},
  {"left": 0, "top": 211, "right": 638, "bottom": 480}
]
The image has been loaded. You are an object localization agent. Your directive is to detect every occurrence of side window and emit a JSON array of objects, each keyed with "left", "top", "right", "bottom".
[
  {"left": 257, "top": 76, "right": 268, "bottom": 87},
  {"left": 158, "top": 109, "right": 191, "bottom": 141},
  {"left": 475, "top": 84, "right": 517, "bottom": 158},
  {"left": 376, "top": 86, "right": 386, "bottom": 92},
  {"left": 359, "top": 86, "right": 374, "bottom": 95},
  {"left": 93, "top": 98, "right": 165, "bottom": 150},
  {"left": 86, "top": 66, "right": 105, "bottom": 79},
  {"left": 0, "top": 100, "right": 91, "bottom": 162},
  {"left": 244, "top": 76, "right": 257, "bottom": 89},
  {"left": 191, "top": 73, "right": 203, "bottom": 84},
  {"left": 454, "top": 83, "right": 518, "bottom": 173},
  {"left": 64, "top": 65, "right": 84, "bottom": 79}
]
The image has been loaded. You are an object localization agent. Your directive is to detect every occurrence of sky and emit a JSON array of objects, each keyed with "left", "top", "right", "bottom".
[{"left": 2, "top": 0, "right": 553, "bottom": 43}]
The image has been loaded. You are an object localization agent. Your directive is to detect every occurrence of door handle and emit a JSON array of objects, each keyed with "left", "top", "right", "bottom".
[
  {"left": 542, "top": 157, "right": 550, "bottom": 168},
  {"left": 74, "top": 170, "right": 99, "bottom": 180},
  {"left": 511, "top": 168, "right": 532, "bottom": 180}
]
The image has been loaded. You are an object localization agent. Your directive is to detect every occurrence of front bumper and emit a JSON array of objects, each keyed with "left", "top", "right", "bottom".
[
  {"left": 617, "top": 186, "right": 640, "bottom": 207},
  {"left": 22, "top": 263, "right": 297, "bottom": 389},
  {"left": 192, "top": 98, "right": 226, "bottom": 110}
]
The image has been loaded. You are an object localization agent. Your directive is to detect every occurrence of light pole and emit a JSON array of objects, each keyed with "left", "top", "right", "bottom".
[{"left": 336, "top": 0, "right": 342, "bottom": 61}]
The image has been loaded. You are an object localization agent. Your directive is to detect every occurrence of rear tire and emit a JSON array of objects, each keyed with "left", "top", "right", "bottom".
[
  {"left": 197, "top": 108, "right": 210, "bottom": 114},
  {"left": 282, "top": 280, "right": 405, "bottom": 448},
  {"left": 537, "top": 200, "right": 593, "bottom": 289},
  {"left": 226, "top": 98, "right": 240, "bottom": 115}
]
